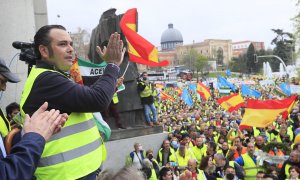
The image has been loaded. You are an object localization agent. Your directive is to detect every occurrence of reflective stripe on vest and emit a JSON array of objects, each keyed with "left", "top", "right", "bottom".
[
  {"left": 38, "top": 138, "right": 102, "bottom": 167},
  {"left": 140, "top": 82, "right": 152, "bottom": 98},
  {"left": 242, "top": 154, "right": 263, "bottom": 179},
  {"left": 48, "top": 119, "right": 95, "bottom": 142},
  {"left": 20, "top": 68, "right": 104, "bottom": 179}
]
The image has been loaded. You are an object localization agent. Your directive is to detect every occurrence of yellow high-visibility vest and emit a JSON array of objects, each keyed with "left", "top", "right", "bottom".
[
  {"left": 20, "top": 68, "right": 105, "bottom": 179},
  {"left": 139, "top": 82, "right": 152, "bottom": 98},
  {"left": 0, "top": 109, "right": 10, "bottom": 137},
  {"left": 242, "top": 154, "right": 264, "bottom": 180}
]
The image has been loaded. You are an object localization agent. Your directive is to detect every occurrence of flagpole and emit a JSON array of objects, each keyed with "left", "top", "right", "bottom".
[{"left": 121, "top": 61, "right": 130, "bottom": 77}]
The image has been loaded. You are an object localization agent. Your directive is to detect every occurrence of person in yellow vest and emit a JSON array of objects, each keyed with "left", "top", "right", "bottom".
[
  {"left": 176, "top": 143, "right": 195, "bottom": 169},
  {"left": 0, "top": 59, "right": 67, "bottom": 179},
  {"left": 278, "top": 150, "right": 300, "bottom": 179},
  {"left": 228, "top": 137, "right": 247, "bottom": 160},
  {"left": 192, "top": 137, "right": 207, "bottom": 163},
  {"left": 214, "top": 153, "right": 244, "bottom": 179},
  {"left": 265, "top": 124, "right": 279, "bottom": 142},
  {"left": 141, "top": 158, "right": 158, "bottom": 180},
  {"left": 157, "top": 140, "right": 177, "bottom": 166},
  {"left": 254, "top": 135, "right": 265, "bottom": 151},
  {"left": 0, "top": 59, "right": 20, "bottom": 142},
  {"left": 146, "top": 149, "right": 160, "bottom": 179},
  {"left": 101, "top": 77, "right": 126, "bottom": 129},
  {"left": 137, "top": 72, "right": 158, "bottom": 127},
  {"left": 217, "top": 142, "right": 230, "bottom": 158},
  {"left": 235, "top": 142, "right": 264, "bottom": 180},
  {"left": 186, "top": 158, "right": 207, "bottom": 180},
  {"left": 20, "top": 25, "right": 125, "bottom": 179},
  {"left": 152, "top": 85, "right": 159, "bottom": 112},
  {"left": 276, "top": 124, "right": 291, "bottom": 143},
  {"left": 1, "top": 102, "right": 68, "bottom": 179}
]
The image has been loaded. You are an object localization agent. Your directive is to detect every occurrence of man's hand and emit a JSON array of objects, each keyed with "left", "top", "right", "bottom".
[
  {"left": 23, "top": 102, "right": 68, "bottom": 141},
  {"left": 96, "top": 32, "right": 126, "bottom": 66}
]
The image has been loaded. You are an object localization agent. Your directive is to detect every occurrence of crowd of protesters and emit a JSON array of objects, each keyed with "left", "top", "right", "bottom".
[{"left": 122, "top": 76, "right": 300, "bottom": 180}]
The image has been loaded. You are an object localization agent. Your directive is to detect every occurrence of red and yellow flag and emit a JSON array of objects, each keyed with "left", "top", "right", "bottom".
[
  {"left": 155, "top": 83, "right": 164, "bottom": 89},
  {"left": 217, "top": 93, "right": 244, "bottom": 112},
  {"left": 160, "top": 91, "right": 174, "bottom": 101},
  {"left": 241, "top": 95, "right": 297, "bottom": 128},
  {"left": 120, "top": 8, "right": 169, "bottom": 66},
  {"left": 70, "top": 57, "right": 83, "bottom": 85},
  {"left": 196, "top": 82, "right": 211, "bottom": 101},
  {"left": 174, "top": 88, "right": 182, "bottom": 96}
]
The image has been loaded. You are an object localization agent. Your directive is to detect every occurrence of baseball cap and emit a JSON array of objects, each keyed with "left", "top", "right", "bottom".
[{"left": 0, "top": 59, "right": 20, "bottom": 83}]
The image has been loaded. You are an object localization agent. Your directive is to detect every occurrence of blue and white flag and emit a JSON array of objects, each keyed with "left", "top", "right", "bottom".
[
  {"left": 188, "top": 83, "right": 197, "bottom": 93},
  {"left": 241, "top": 84, "right": 251, "bottom": 96},
  {"left": 218, "top": 76, "right": 236, "bottom": 91},
  {"left": 181, "top": 88, "right": 193, "bottom": 106},
  {"left": 279, "top": 82, "right": 291, "bottom": 96}
]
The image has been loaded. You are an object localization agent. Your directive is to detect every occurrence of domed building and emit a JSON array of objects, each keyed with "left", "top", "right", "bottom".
[
  {"left": 158, "top": 23, "right": 183, "bottom": 67},
  {"left": 161, "top": 23, "right": 183, "bottom": 51}
]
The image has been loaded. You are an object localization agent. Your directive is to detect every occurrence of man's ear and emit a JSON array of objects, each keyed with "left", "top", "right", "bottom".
[{"left": 39, "top": 45, "right": 49, "bottom": 59}]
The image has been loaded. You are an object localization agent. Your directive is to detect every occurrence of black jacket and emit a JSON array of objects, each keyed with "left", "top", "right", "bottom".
[{"left": 23, "top": 61, "right": 119, "bottom": 115}]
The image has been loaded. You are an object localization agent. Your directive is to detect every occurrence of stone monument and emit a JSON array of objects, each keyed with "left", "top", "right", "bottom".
[{"left": 88, "top": 9, "right": 158, "bottom": 135}]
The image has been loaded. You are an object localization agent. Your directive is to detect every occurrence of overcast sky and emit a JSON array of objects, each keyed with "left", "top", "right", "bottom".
[{"left": 47, "top": 0, "right": 298, "bottom": 48}]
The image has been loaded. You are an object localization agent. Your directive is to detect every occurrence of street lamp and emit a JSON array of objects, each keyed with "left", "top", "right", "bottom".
[{"left": 254, "top": 54, "right": 288, "bottom": 77}]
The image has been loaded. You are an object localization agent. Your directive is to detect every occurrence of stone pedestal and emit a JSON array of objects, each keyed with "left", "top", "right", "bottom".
[{"left": 103, "top": 128, "right": 167, "bottom": 171}]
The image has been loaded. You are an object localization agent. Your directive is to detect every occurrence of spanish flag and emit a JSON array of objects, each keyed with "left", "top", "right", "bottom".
[
  {"left": 240, "top": 95, "right": 297, "bottom": 128},
  {"left": 174, "top": 88, "right": 182, "bottom": 96},
  {"left": 160, "top": 91, "right": 174, "bottom": 101},
  {"left": 196, "top": 82, "right": 211, "bottom": 101},
  {"left": 217, "top": 93, "right": 244, "bottom": 112},
  {"left": 120, "top": 8, "right": 169, "bottom": 66},
  {"left": 155, "top": 83, "right": 164, "bottom": 89}
]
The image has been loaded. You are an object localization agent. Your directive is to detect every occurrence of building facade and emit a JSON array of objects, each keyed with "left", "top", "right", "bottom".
[
  {"left": 232, "top": 41, "right": 265, "bottom": 57},
  {"left": 0, "top": 0, "right": 48, "bottom": 109},
  {"left": 175, "top": 39, "right": 232, "bottom": 66}
]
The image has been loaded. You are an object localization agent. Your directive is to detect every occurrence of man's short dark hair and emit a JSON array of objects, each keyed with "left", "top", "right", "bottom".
[
  {"left": 34, "top": 25, "right": 66, "bottom": 59},
  {"left": 5, "top": 102, "right": 20, "bottom": 117}
]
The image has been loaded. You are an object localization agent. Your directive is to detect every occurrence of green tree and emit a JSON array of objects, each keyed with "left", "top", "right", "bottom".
[
  {"left": 229, "top": 54, "right": 247, "bottom": 73},
  {"left": 246, "top": 43, "right": 256, "bottom": 74},
  {"left": 271, "top": 29, "right": 295, "bottom": 67},
  {"left": 182, "top": 49, "right": 198, "bottom": 71},
  {"left": 194, "top": 54, "right": 209, "bottom": 82}
]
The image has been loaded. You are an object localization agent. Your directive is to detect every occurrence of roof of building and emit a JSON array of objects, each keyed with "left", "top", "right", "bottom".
[{"left": 161, "top": 23, "right": 183, "bottom": 43}]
